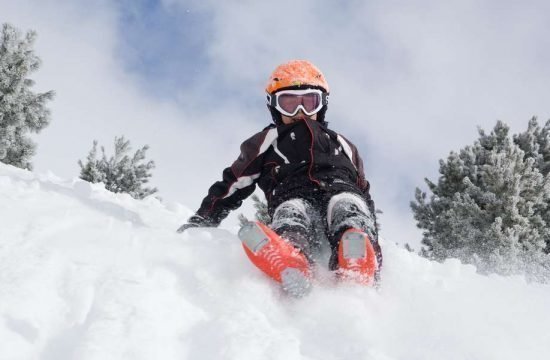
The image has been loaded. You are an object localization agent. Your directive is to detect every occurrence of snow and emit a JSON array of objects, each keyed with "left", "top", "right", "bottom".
[{"left": 1, "top": 162, "right": 549, "bottom": 360}]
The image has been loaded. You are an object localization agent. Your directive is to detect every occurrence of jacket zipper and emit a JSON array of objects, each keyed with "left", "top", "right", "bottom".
[{"left": 304, "top": 120, "right": 322, "bottom": 187}]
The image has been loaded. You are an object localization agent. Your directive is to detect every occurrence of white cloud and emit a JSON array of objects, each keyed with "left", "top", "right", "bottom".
[
  {"left": 3, "top": 0, "right": 550, "bottom": 245},
  {"left": 0, "top": 0, "right": 254, "bottom": 228},
  {"left": 169, "top": 0, "right": 550, "bottom": 246}
]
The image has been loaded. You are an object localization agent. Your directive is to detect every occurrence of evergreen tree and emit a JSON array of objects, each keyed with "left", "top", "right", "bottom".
[
  {"left": 251, "top": 193, "right": 271, "bottom": 224},
  {"left": 238, "top": 194, "right": 272, "bottom": 226},
  {"left": 0, "top": 23, "right": 54, "bottom": 169},
  {"left": 514, "top": 117, "right": 550, "bottom": 177},
  {"left": 412, "top": 121, "right": 550, "bottom": 281},
  {"left": 513, "top": 117, "right": 550, "bottom": 255},
  {"left": 78, "top": 136, "right": 158, "bottom": 199}
]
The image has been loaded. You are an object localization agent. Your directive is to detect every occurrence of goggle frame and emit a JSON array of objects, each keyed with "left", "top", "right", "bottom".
[{"left": 267, "top": 89, "right": 329, "bottom": 117}]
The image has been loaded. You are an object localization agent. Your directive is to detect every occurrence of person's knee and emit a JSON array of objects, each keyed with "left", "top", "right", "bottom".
[
  {"left": 270, "top": 198, "right": 316, "bottom": 258},
  {"left": 327, "top": 193, "right": 374, "bottom": 232},
  {"left": 271, "top": 198, "right": 313, "bottom": 231}
]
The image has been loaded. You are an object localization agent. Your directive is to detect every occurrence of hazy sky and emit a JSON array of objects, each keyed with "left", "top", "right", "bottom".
[{"left": 2, "top": 0, "right": 550, "bottom": 247}]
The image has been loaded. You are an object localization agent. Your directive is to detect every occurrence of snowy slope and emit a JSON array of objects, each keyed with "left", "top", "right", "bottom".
[{"left": 1, "top": 163, "right": 549, "bottom": 360}]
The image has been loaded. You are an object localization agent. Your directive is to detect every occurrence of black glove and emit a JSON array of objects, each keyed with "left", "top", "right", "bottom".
[{"left": 176, "top": 215, "right": 213, "bottom": 233}]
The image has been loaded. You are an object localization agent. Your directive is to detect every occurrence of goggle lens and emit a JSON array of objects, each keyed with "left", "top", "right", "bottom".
[{"left": 277, "top": 92, "right": 321, "bottom": 115}]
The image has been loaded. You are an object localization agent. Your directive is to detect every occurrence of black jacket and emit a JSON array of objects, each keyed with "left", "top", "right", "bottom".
[{"left": 193, "top": 119, "right": 374, "bottom": 226}]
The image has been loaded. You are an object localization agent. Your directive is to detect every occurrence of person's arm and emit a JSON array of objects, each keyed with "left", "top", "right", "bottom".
[
  {"left": 342, "top": 136, "right": 376, "bottom": 214},
  {"left": 177, "top": 127, "right": 276, "bottom": 232},
  {"left": 353, "top": 151, "right": 371, "bottom": 199}
]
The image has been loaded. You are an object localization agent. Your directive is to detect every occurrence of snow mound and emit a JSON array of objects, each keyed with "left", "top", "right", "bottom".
[{"left": 1, "top": 163, "right": 549, "bottom": 360}]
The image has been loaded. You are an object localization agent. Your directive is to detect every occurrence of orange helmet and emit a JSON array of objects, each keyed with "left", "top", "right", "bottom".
[{"left": 266, "top": 60, "right": 330, "bottom": 94}]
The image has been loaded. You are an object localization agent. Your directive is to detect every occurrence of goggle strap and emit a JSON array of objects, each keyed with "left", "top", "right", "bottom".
[
  {"left": 267, "top": 94, "right": 276, "bottom": 107},
  {"left": 322, "top": 93, "right": 329, "bottom": 106}
]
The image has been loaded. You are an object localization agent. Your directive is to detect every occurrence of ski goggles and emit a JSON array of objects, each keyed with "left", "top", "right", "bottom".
[{"left": 267, "top": 89, "right": 329, "bottom": 116}]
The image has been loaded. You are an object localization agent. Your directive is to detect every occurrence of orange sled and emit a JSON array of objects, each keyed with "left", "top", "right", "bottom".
[
  {"left": 238, "top": 222, "right": 311, "bottom": 296},
  {"left": 337, "top": 228, "right": 379, "bottom": 285}
]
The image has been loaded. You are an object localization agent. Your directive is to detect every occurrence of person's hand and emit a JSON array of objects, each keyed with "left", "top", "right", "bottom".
[
  {"left": 176, "top": 215, "right": 210, "bottom": 233},
  {"left": 176, "top": 222, "right": 199, "bottom": 233}
]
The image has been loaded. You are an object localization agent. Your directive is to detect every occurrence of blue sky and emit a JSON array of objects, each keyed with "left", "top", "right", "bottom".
[
  {"left": 114, "top": 0, "right": 212, "bottom": 98},
  {"left": 2, "top": 0, "right": 550, "bottom": 247}
]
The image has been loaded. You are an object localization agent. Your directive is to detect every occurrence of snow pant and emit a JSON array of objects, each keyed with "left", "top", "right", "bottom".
[{"left": 269, "top": 192, "right": 382, "bottom": 271}]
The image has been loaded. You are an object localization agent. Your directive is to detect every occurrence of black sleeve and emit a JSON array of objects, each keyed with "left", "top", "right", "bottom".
[
  {"left": 354, "top": 152, "right": 371, "bottom": 198},
  {"left": 346, "top": 139, "right": 376, "bottom": 215},
  {"left": 193, "top": 129, "right": 272, "bottom": 226}
]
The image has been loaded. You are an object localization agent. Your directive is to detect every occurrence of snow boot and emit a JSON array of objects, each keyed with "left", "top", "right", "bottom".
[
  {"left": 238, "top": 221, "right": 312, "bottom": 297},
  {"left": 337, "top": 228, "right": 379, "bottom": 285}
]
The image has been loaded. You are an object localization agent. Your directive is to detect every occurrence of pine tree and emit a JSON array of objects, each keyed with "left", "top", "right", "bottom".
[
  {"left": 514, "top": 117, "right": 550, "bottom": 177},
  {"left": 238, "top": 194, "right": 272, "bottom": 226},
  {"left": 78, "top": 136, "right": 158, "bottom": 199},
  {"left": 412, "top": 121, "right": 550, "bottom": 281},
  {"left": 251, "top": 193, "right": 271, "bottom": 224},
  {"left": 0, "top": 23, "right": 54, "bottom": 169},
  {"left": 513, "top": 117, "right": 550, "bottom": 255}
]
